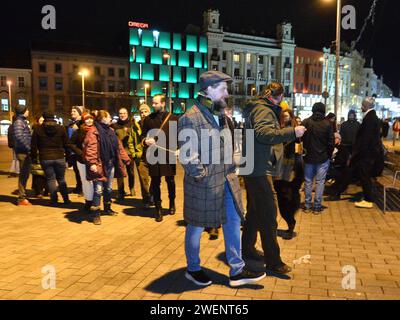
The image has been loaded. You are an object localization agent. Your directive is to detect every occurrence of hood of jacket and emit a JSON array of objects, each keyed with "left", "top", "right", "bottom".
[{"left": 43, "top": 120, "right": 59, "bottom": 137}]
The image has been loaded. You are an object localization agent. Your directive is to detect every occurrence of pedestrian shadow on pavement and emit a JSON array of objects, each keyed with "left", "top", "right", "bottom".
[
  {"left": 64, "top": 210, "right": 93, "bottom": 224},
  {"left": 0, "top": 195, "right": 18, "bottom": 205},
  {"left": 145, "top": 267, "right": 264, "bottom": 294},
  {"left": 122, "top": 198, "right": 156, "bottom": 219},
  {"left": 216, "top": 252, "right": 291, "bottom": 281}
]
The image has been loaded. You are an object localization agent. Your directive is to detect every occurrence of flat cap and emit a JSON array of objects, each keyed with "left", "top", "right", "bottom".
[{"left": 199, "top": 71, "right": 232, "bottom": 91}]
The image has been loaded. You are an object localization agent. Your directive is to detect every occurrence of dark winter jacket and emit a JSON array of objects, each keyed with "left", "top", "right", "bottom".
[
  {"left": 340, "top": 116, "right": 360, "bottom": 147},
  {"left": 140, "top": 110, "right": 179, "bottom": 177},
  {"left": 13, "top": 115, "right": 31, "bottom": 154},
  {"left": 242, "top": 97, "right": 296, "bottom": 177},
  {"left": 31, "top": 120, "right": 70, "bottom": 161},
  {"left": 69, "top": 126, "right": 89, "bottom": 164},
  {"left": 302, "top": 111, "right": 335, "bottom": 164},
  {"left": 112, "top": 119, "right": 132, "bottom": 153}
]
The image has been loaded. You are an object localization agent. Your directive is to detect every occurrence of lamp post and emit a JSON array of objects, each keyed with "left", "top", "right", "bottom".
[
  {"left": 163, "top": 53, "right": 173, "bottom": 114},
  {"left": 334, "top": 0, "right": 342, "bottom": 118},
  {"left": 7, "top": 81, "right": 12, "bottom": 122},
  {"left": 320, "top": 56, "right": 330, "bottom": 106},
  {"left": 78, "top": 69, "right": 89, "bottom": 109},
  {"left": 144, "top": 83, "right": 150, "bottom": 105}
]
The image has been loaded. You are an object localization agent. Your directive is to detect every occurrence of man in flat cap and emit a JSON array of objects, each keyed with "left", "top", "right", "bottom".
[{"left": 178, "top": 71, "right": 266, "bottom": 287}]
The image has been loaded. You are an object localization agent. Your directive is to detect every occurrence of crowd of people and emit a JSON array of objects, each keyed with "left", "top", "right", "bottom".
[{"left": 7, "top": 70, "right": 387, "bottom": 288}]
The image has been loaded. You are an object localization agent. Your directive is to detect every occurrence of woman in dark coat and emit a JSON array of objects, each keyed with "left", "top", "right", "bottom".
[{"left": 83, "top": 110, "right": 130, "bottom": 225}]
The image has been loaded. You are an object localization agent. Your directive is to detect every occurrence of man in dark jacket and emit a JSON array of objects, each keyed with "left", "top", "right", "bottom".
[
  {"left": 141, "top": 94, "right": 178, "bottom": 222},
  {"left": 302, "top": 102, "right": 335, "bottom": 214},
  {"left": 328, "top": 98, "right": 383, "bottom": 208},
  {"left": 112, "top": 108, "right": 136, "bottom": 201},
  {"left": 13, "top": 105, "right": 32, "bottom": 206},
  {"left": 32, "top": 112, "right": 71, "bottom": 206},
  {"left": 241, "top": 82, "right": 306, "bottom": 275},
  {"left": 340, "top": 110, "right": 360, "bottom": 153}
]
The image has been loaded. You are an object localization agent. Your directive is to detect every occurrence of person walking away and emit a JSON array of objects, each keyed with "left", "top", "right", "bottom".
[
  {"left": 301, "top": 103, "right": 335, "bottom": 214},
  {"left": 31, "top": 112, "right": 71, "bottom": 206},
  {"left": 31, "top": 116, "right": 48, "bottom": 198}
]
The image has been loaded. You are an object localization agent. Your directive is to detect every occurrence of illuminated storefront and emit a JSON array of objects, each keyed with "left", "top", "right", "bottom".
[{"left": 129, "top": 22, "right": 208, "bottom": 114}]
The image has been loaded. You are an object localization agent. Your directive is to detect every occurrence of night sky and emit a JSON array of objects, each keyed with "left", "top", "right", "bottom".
[{"left": 1, "top": 0, "right": 399, "bottom": 95}]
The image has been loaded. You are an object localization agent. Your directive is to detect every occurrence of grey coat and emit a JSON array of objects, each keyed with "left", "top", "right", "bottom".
[{"left": 178, "top": 97, "right": 245, "bottom": 228}]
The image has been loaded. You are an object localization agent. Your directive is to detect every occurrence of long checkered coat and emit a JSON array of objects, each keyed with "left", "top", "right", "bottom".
[{"left": 178, "top": 98, "right": 245, "bottom": 228}]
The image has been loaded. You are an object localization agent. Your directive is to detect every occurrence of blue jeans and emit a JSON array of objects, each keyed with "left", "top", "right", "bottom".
[
  {"left": 185, "top": 182, "right": 245, "bottom": 277},
  {"left": 304, "top": 160, "right": 330, "bottom": 209},
  {"left": 93, "top": 164, "right": 115, "bottom": 208},
  {"left": 41, "top": 159, "right": 69, "bottom": 203}
]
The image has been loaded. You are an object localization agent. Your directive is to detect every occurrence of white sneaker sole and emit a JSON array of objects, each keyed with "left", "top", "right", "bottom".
[
  {"left": 355, "top": 204, "right": 373, "bottom": 209},
  {"left": 185, "top": 272, "right": 212, "bottom": 287},
  {"left": 229, "top": 273, "right": 267, "bottom": 287}
]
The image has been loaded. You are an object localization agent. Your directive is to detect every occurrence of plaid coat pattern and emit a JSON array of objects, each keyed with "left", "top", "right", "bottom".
[{"left": 178, "top": 99, "right": 245, "bottom": 228}]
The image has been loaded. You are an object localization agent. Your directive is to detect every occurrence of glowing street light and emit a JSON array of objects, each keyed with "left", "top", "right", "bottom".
[
  {"left": 78, "top": 69, "right": 89, "bottom": 108},
  {"left": 144, "top": 83, "right": 150, "bottom": 105},
  {"left": 163, "top": 53, "right": 173, "bottom": 114},
  {"left": 7, "top": 81, "right": 12, "bottom": 122}
]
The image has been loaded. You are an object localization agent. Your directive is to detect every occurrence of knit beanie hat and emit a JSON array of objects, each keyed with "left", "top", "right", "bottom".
[
  {"left": 139, "top": 104, "right": 151, "bottom": 113},
  {"left": 72, "top": 106, "right": 84, "bottom": 115}
]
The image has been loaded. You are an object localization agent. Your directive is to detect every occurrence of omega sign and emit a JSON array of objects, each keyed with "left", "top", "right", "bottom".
[{"left": 128, "top": 21, "right": 149, "bottom": 29}]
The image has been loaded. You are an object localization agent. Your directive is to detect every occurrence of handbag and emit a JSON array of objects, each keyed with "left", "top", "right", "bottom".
[{"left": 31, "top": 163, "right": 45, "bottom": 177}]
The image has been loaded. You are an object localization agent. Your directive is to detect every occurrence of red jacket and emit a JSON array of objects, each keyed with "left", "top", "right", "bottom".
[{"left": 83, "top": 125, "right": 130, "bottom": 182}]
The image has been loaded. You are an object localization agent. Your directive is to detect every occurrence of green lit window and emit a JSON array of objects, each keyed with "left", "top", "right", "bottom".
[
  {"left": 179, "top": 51, "right": 190, "bottom": 67},
  {"left": 159, "top": 65, "right": 170, "bottom": 82},
  {"left": 169, "top": 50, "right": 177, "bottom": 66},
  {"left": 130, "top": 63, "right": 140, "bottom": 80},
  {"left": 135, "top": 46, "right": 146, "bottom": 64},
  {"left": 186, "top": 68, "right": 197, "bottom": 84},
  {"left": 186, "top": 35, "right": 198, "bottom": 52},
  {"left": 173, "top": 34, "right": 182, "bottom": 50},
  {"left": 194, "top": 53, "right": 202, "bottom": 68},
  {"left": 151, "top": 81, "right": 163, "bottom": 96},
  {"left": 193, "top": 84, "right": 200, "bottom": 98},
  {"left": 199, "top": 37, "right": 208, "bottom": 53},
  {"left": 159, "top": 32, "right": 171, "bottom": 49},
  {"left": 173, "top": 67, "right": 182, "bottom": 83},
  {"left": 130, "top": 29, "right": 140, "bottom": 45},
  {"left": 179, "top": 83, "right": 189, "bottom": 99},
  {"left": 142, "top": 64, "right": 154, "bottom": 81},
  {"left": 142, "top": 30, "right": 154, "bottom": 47},
  {"left": 151, "top": 48, "right": 163, "bottom": 65}
]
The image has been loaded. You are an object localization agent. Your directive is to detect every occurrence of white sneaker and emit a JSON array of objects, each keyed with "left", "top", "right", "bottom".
[{"left": 355, "top": 200, "right": 373, "bottom": 209}]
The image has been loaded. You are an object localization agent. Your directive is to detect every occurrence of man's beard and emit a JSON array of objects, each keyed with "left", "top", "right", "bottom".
[{"left": 211, "top": 99, "right": 227, "bottom": 114}]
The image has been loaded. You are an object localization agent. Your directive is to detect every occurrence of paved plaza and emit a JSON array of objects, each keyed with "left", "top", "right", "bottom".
[{"left": 0, "top": 141, "right": 399, "bottom": 300}]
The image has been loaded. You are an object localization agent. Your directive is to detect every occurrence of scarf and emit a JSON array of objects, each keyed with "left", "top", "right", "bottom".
[
  {"left": 117, "top": 118, "right": 130, "bottom": 127},
  {"left": 95, "top": 121, "right": 120, "bottom": 175}
]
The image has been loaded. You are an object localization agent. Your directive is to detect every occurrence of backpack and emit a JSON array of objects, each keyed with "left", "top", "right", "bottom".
[{"left": 7, "top": 124, "right": 14, "bottom": 149}]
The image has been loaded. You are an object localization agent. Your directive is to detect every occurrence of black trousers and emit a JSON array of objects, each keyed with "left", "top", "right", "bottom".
[
  {"left": 150, "top": 176, "right": 175, "bottom": 204},
  {"left": 242, "top": 176, "right": 283, "bottom": 267},
  {"left": 333, "top": 158, "right": 375, "bottom": 202}
]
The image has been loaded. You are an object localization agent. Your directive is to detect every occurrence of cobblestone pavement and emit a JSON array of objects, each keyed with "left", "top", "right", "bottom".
[{"left": 0, "top": 143, "right": 399, "bottom": 301}]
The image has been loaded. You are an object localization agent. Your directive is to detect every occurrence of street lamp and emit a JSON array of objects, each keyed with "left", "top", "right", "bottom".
[
  {"left": 163, "top": 53, "right": 173, "bottom": 114},
  {"left": 323, "top": 0, "right": 342, "bottom": 117},
  {"left": 78, "top": 69, "right": 89, "bottom": 109},
  {"left": 251, "top": 87, "right": 256, "bottom": 97},
  {"left": 144, "top": 83, "right": 150, "bottom": 105},
  {"left": 7, "top": 81, "right": 12, "bottom": 122}
]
